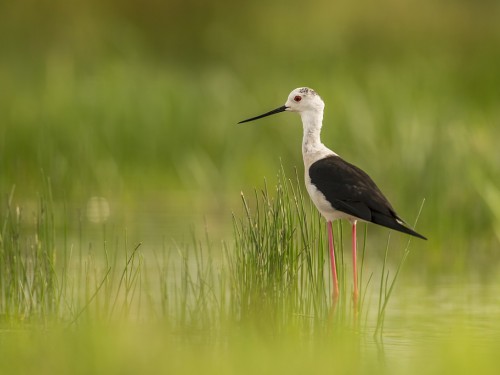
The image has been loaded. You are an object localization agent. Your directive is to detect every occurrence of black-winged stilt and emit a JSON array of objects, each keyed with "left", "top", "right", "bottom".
[{"left": 238, "top": 87, "right": 426, "bottom": 307}]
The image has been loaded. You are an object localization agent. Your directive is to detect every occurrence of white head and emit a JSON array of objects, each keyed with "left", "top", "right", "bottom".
[
  {"left": 284, "top": 87, "right": 325, "bottom": 114},
  {"left": 238, "top": 87, "right": 324, "bottom": 124}
]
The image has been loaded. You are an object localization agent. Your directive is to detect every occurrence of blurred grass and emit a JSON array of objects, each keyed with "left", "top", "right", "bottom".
[
  {"left": 1, "top": 1, "right": 500, "bottom": 268},
  {"left": 1, "top": 320, "right": 499, "bottom": 375}
]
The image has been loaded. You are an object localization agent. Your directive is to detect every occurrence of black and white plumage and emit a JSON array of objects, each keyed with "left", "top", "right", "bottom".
[
  {"left": 238, "top": 87, "right": 426, "bottom": 305},
  {"left": 308, "top": 155, "right": 426, "bottom": 240}
]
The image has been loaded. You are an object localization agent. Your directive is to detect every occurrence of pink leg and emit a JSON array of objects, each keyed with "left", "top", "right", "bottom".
[
  {"left": 352, "top": 221, "right": 359, "bottom": 310},
  {"left": 327, "top": 221, "right": 339, "bottom": 303}
]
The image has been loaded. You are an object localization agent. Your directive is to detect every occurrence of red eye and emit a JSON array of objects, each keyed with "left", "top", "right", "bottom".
[{"left": 294, "top": 95, "right": 302, "bottom": 102}]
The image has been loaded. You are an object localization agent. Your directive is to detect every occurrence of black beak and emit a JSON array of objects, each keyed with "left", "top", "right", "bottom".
[{"left": 238, "top": 105, "right": 288, "bottom": 124}]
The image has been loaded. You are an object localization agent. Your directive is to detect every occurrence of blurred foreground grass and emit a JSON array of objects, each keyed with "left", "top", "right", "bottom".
[{"left": 1, "top": 322, "right": 499, "bottom": 375}]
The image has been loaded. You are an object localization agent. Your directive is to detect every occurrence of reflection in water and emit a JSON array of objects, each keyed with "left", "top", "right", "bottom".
[{"left": 361, "top": 277, "right": 500, "bottom": 369}]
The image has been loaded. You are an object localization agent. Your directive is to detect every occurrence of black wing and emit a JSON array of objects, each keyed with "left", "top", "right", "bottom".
[{"left": 309, "top": 155, "right": 426, "bottom": 240}]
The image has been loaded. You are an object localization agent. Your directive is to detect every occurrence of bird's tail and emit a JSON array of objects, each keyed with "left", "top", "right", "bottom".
[{"left": 371, "top": 212, "right": 427, "bottom": 240}]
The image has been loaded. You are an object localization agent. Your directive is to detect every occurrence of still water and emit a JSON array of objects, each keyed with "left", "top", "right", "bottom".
[{"left": 360, "top": 275, "right": 500, "bottom": 371}]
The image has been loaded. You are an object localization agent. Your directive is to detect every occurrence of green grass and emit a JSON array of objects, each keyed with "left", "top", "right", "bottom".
[
  {"left": 0, "top": 170, "right": 407, "bottom": 326},
  {"left": 0, "top": 167, "right": 420, "bottom": 331},
  {"left": 0, "top": 170, "right": 446, "bottom": 373},
  {"left": 1, "top": 173, "right": 500, "bottom": 374}
]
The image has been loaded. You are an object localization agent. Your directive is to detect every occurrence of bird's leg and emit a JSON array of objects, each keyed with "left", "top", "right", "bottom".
[
  {"left": 352, "top": 220, "right": 359, "bottom": 314},
  {"left": 327, "top": 221, "right": 339, "bottom": 304}
]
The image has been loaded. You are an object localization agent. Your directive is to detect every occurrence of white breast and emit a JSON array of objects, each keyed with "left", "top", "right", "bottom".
[
  {"left": 300, "top": 112, "right": 358, "bottom": 223},
  {"left": 304, "top": 169, "right": 354, "bottom": 222}
]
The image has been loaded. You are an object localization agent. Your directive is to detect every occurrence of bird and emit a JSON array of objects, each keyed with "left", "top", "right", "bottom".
[{"left": 238, "top": 87, "right": 426, "bottom": 308}]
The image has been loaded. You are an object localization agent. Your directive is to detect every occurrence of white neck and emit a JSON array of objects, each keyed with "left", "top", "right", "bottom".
[{"left": 301, "top": 110, "right": 336, "bottom": 166}]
